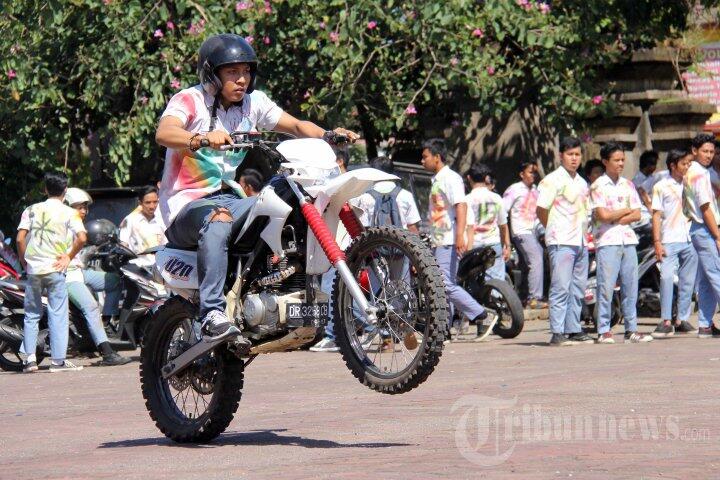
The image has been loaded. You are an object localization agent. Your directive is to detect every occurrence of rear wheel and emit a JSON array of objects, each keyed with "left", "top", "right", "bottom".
[
  {"left": 140, "top": 297, "right": 244, "bottom": 443},
  {"left": 477, "top": 279, "right": 524, "bottom": 339},
  {"left": 333, "top": 227, "right": 447, "bottom": 394}
]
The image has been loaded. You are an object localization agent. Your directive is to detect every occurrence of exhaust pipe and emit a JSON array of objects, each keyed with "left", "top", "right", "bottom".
[{"left": 0, "top": 322, "right": 23, "bottom": 349}]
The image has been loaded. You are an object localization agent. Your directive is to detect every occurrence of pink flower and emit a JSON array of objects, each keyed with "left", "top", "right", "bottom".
[
  {"left": 166, "top": 21, "right": 175, "bottom": 30},
  {"left": 329, "top": 31, "right": 339, "bottom": 43},
  {"left": 153, "top": 29, "right": 164, "bottom": 38},
  {"left": 173, "top": 65, "right": 181, "bottom": 72},
  {"left": 592, "top": 95, "right": 603, "bottom": 105},
  {"left": 103, "top": 0, "right": 111, "bottom": 4},
  {"left": 318, "top": 21, "right": 326, "bottom": 29},
  {"left": 405, "top": 104, "right": 417, "bottom": 115},
  {"left": 487, "top": 66, "right": 496, "bottom": 75},
  {"left": 7, "top": 69, "right": 16, "bottom": 79},
  {"left": 140, "top": 96, "right": 149, "bottom": 105},
  {"left": 516, "top": 0, "right": 528, "bottom": 6},
  {"left": 245, "top": 35, "right": 254, "bottom": 44},
  {"left": 170, "top": 78, "right": 181, "bottom": 89},
  {"left": 538, "top": 3, "right": 551, "bottom": 14},
  {"left": 263, "top": 36, "right": 271, "bottom": 45},
  {"left": 187, "top": 19, "right": 205, "bottom": 35},
  {"left": 367, "top": 21, "right": 377, "bottom": 30},
  {"left": 235, "top": 1, "right": 248, "bottom": 11},
  {"left": 450, "top": 57, "right": 459, "bottom": 66},
  {"left": 471, "top": 28, "right": 484, "bottom": 38},
  {"left": 263, "top": 1, "right": 272, "bottom": 13},
  {"left": 303, "top": 90, "right": 311, "bottom": 99},
  {"left": 451, "top": 120, "right": 460, "bottom": 127}
]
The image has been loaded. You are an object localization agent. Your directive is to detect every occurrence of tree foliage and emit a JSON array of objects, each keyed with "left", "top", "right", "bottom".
[{"left": 0, "top": 0, "right": 705, "bottom": 232}]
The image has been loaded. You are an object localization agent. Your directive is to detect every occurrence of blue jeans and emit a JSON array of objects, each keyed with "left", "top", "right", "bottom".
[
  {"left": 596, "top": 245, "right": 638, "bottom": 334},
  {"left": 474, "top": 243, "right": 505, "bottom": 281},
  {"left": 165, "top": 192, "right": 257, "bottom": 318},
  {"left": 689, "top": 222, "right": 720, "bottom": 328},
  {"left": 21, "top": 272, "right": 68, "bottom": 362},
  {"left": 67, "top": 280, "right": 109, "bottom": 347},
  {"left": 547, "top": 245, "right": 587, "bottom": 334},
  {"left": 514, "top": 234, "right": 544, "bottom": 300},
  {"left": 436, "top": 245, "right": 485, "bottom": 323},
  {"left": 82, "top": 270, "right": 122, "bottom": 316},
  {"left": 659, "top": 242, "right": 698, "bottom": 321}
]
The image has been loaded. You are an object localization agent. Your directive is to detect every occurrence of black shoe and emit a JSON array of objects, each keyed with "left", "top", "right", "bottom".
[
  {"left": 675, "top": 321, "right": 697, "bottom": 334},
  {"left": 100, "top": 352, "right": 132, "bottom": 366},
  {"left": 567, "top": 332, "right": 593, "bottom": 344},
  {"left": 652, "top": 321, "right": 674, "bottom": 338},
  {"left": 548, "top": 333, "right": 571, "bottom": 346},
  {"left": 713, "top": 324, "right": 720, "bottom": 338}
]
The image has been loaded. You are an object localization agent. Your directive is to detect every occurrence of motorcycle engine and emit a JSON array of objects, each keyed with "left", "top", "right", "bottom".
[{"left": 242, "top": 291, "right": 281, "bottom": 335}]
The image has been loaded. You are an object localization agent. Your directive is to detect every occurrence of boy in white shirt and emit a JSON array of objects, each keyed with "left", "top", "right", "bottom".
[
  {"left": 591, "top": 141, "right": 653, "bottom": 344},
  {"left": 421, "top": 139, "right": 496, "bottom": 342},
  {"left": 683, "top": 133, "right": 720, "bottom": 338},
  {"left": 650, "top": 149, "right": 698, "bottom": 337},
  {"left": 119, "top": 185, "right": 167, "bottom": 257},
  {"left": 503, "top": 161, "right": 545, "bottom": 308},
  {"left": 16, "top": 173, "right": 87, "bottom": 372},
  {"left": 465, "top": 164, "right": 510, "bottom": 280},
  {"left": 536, "top": 137, "right": 594, "bottom": 346}
]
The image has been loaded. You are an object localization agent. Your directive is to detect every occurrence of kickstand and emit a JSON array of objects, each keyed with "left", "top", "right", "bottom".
[{"left": 244, "top": 354, "right": 258, "bottom": 368}]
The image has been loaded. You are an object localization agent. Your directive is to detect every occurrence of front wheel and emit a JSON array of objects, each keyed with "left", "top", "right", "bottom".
[
  {"left": 140, "top": 296, "right": 244, "bottom": 443},
  {"left": 333, "top": 227, "right": 447, "bottom": 394}
]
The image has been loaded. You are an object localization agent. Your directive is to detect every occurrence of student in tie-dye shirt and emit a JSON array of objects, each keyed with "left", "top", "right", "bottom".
[
  {"left": 536, "top": 137, "right": 593, "bottom": 346},
  {"left": 502, "top": 161, "right": 545, "bottom": 308},
  {"left": 683, "top": 133, "right": 720, "bottom": 338},
  {"left": 155, "top": 34, "right": 358, "bottom": 339},
  {"left": 465, "top": 164, "right": 509, "bottom": 281},
  {"left": 650, "top": 149, "right": 697, "bottom": 338},
  {"left": 591, "top": 142, "right": 652, "bottom": 344},
  {"left": 420, "top": 139, "right": 496, "bottom": 342},
  {"left": 16, "top": 173, "right": 87, "bottom": 372}
]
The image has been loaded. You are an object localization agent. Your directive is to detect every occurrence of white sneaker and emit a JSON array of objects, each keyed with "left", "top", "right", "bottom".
[
  {"left": 624, "top": 332, "right": 654, "bottom": 343},
  {"left": 49, "top": 360, "right": 83, "bottom": 373},
  {"left": 309, "top": 338, "right": 339, "bottom": 352}
]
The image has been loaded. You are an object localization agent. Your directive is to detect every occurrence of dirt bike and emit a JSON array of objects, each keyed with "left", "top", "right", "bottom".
[
  {"left": 457, "top": 246, "right": 524, "bottom": 338},
  {"left": 141, "top": 132, "right": 448, "bottom": 443}
]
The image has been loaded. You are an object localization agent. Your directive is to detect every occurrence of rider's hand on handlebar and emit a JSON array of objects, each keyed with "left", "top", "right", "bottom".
[
  {"left": 205, "top": 130, "right": 233, "bottom": 150},
  {"left": 324, "top": 128, "right": 359, "bottom": 145}
]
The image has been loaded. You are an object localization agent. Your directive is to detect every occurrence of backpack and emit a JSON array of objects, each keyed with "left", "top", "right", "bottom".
[{"left": 368, "top": 184, "right": 403, "bottom": 227}]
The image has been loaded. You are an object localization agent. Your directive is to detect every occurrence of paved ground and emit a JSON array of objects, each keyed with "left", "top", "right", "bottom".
[{"left": 1, "top": 318, "right": 718, "bottom": 480}]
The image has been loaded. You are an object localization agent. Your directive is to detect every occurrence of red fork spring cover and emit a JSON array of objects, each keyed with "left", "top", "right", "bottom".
[
  {"left": 301, "top": 203, "right": 346, "bottom": 264},
  {"left": 339, "top": 203, "right": 364, "bottom": 239}
]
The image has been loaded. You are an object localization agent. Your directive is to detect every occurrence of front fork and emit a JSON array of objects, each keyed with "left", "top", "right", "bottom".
[{"left": 285, "top": 179, "right": 377, "bottom": 323}]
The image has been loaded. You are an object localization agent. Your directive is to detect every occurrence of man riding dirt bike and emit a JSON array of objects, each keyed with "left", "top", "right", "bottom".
[{"left": 144, "top": 34, "right": 448, "bottom": 442}]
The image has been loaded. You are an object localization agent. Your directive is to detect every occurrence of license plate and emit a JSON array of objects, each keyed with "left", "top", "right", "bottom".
[{"left": 286, "top": 302, "right": 329, "bottom": 327}]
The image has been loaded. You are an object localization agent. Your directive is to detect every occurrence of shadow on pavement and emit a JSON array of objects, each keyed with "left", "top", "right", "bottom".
[{"left": 99, "top": 429, "right": 413, "bottom": 449}]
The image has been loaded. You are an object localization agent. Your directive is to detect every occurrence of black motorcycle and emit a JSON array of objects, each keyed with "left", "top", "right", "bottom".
[{"left": 457, "top": 246, "right": 525, "bottom": 338}]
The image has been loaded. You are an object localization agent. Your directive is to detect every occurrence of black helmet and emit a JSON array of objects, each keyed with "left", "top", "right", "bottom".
[
  {"left": 198, "top": 34, "right": 258, "bottom": 97},
  {"left": 85, "top": 219, "right": 117, "bottom": 246}
]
